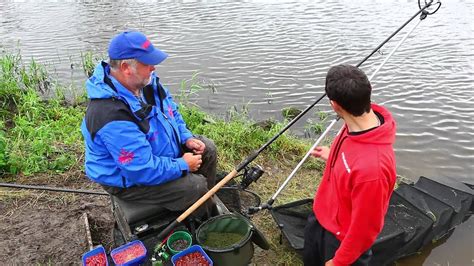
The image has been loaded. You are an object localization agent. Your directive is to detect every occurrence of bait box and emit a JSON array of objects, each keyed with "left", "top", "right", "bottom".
[
  {"left": 171, "top": 245, "right": 213, "bottom": 266},
  {"left": 111, "top": 240, "right": 147, "bottom": 266},
  {"left": 82, "top": 245, "right": 108, "bottom": 266}
]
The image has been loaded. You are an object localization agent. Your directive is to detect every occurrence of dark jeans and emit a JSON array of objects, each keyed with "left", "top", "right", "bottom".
[
  {"left": 102, "top": 135, "right": 218, "bottom": 219},
  {"left": 303, "top": 213, "right": 372, "bottom": 266}
]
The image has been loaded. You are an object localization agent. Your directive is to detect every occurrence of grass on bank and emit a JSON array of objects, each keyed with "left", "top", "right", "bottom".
[
  {"left": 0, "top": 52, "right": 327, "bottom": 265},
  {"left": 0, "top": 53, "right": 85, "bottom": 176},
  {"left": 0, "top": 52, "right": 325, "bottom": 178}
]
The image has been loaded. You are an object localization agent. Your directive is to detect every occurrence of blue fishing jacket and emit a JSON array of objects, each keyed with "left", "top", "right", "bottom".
[{"left": 81, "top": 62, "right": 193, "bottom": 188}]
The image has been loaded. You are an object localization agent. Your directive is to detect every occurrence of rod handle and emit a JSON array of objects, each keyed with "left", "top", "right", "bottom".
[
  {"left": 157, "top": 220, "right": 179, "bottom": 241},
  {"left": 176, "top": 169, "right": 238, "bottom": 223}
]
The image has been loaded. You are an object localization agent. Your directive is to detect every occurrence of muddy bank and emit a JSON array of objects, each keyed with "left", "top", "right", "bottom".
[
  {"left": 0, "top": 164, "right": 317, "bottom": 265},
  {"left": 0, "top": 191, "right": 113, "bottom": 264}
]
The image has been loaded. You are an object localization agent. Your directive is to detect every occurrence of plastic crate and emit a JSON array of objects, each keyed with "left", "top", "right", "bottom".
[
  {"left": 82, "top": 245, "right": 108, "bottom": 266},
  {"left": 171, "top": 245, "right": 213, "bottom": 266},
  {"left": 111, "top": 240, "right": 147, "bottom": 266}
]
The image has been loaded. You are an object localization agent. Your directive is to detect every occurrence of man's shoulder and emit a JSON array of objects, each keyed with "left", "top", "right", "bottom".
[
  {"left": 84, "top": 98, "right": 141, "bottom": 140},
  {"left": 86, "top": 98, "right": 134, "bottom": 119}
]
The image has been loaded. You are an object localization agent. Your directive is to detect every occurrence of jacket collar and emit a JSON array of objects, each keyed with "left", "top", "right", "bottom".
[
  {"left": 346, "top": 103, "right": 396, "bottom": 145},
  {"left": 103, "top": 62, "right": 156, "bottom": 120}
]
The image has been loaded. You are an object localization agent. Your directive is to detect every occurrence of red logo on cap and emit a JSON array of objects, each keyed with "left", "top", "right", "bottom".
[{"left": 142, "top": 39, "right": 151, "bottom": 49}]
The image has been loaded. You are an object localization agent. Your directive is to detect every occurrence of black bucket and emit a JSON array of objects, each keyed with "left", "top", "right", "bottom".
[{"left": 196, "top": 213, "right": 269, "bottom": 266}]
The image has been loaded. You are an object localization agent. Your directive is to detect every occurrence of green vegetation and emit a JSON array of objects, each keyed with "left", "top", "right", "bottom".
[
  {"left": 181, "top": 103, "right": 321, "bottom": 170},
  {"left": 81, "top": 51, "right": 106, "bottom": 78},
  {"left": 0, "top": 51, "right": 323, "bottom": 177},
  {"left": 0, "top": 121, "right": 7, "bottom": 170},
  {"left": 305, "top": 109, "right": 330, "bottom": 135},
  {"left": 282, "top": 107, "right": 302, "bottom": 120},
  {"left": 0, "top": 53, "right": 85, "bottom": 175}
]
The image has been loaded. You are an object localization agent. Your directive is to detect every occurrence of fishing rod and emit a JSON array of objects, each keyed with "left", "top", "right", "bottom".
[
  {"left": 156, "top": 0, "right": 442, "bottom": 240},
  {"left": 248, "top": 0, "right": 442, "bottom": 214},
  {"left": 0, "top": 182, "right": 108, "bottom": 196}
]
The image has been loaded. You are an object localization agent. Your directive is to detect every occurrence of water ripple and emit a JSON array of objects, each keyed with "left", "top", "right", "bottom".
[{"left": 0, "top": 0, "right": 472, "bottom": 185}]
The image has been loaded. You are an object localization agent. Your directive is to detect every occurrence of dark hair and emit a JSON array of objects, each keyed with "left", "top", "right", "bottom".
[{"left": 325, "top": 64, "right": 372, "bottom": 116}]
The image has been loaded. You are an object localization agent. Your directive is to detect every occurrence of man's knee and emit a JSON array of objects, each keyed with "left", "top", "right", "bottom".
[
  {"left": 196, "top": 135, "right": 217, "bottom": 158},
  {"left": 188, "top": 174, "right": 208, "bottom": 195},
  {"left": 205, "top": 138, "right": 216, "bottom": 155}
]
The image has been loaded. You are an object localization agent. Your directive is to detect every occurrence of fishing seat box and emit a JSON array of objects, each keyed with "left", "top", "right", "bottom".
[
  {"left": 111, "top": 195, "right": 230, "bottom": 245},
  {"left": 111, "top": 196, "right": 178, "bottom": 243}
]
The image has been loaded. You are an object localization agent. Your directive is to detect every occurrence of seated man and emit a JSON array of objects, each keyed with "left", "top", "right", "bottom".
[{"left": 81, "top": 31, "right": 217, "bottom": 219}]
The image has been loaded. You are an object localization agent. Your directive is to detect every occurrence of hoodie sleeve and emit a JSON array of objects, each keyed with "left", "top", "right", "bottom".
[
  {"left": 97, "top": 120, "right": 188, "bottom": 187},
  {"left": 332, "top": 177, "right": 391, "bottom": 266}
]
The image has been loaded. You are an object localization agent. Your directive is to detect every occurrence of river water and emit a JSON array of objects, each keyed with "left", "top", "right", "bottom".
[{"left": 1, "top": 0, "right": 473, "bottom": 265}]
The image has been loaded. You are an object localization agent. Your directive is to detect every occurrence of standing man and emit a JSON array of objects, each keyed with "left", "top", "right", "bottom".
[
  {"left": 81, "top": 31, "right": 217, "bottom": 218},
  {"left": 304, "top": 64, "right": 397, "bottom": 266}
]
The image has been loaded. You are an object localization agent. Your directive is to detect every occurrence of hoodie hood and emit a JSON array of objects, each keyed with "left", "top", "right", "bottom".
[{"left": 347, "top": 103, "right": 396, "bottom": 145}]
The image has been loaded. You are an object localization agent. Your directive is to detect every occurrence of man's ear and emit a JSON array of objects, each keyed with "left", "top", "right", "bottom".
[
  {"left": 330, "top": 100, "right": 344, "bottom": 114},
  {"left": 330, "top": 100, "right": 339, "bottom": 110},
  {"left": 120, "top": 61, "right": 132, "bottom": 75}
]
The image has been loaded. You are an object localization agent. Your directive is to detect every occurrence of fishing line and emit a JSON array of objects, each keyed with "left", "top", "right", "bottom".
[
  {"left": 249, "top": 1, "right": 441, "bottom": 214},
  {"left": 156, "top": 0, "right": 442, "bottom": 239}
]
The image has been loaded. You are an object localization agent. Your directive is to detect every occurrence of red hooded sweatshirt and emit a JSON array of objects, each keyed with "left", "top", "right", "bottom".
[{"left": 313, "top": 104, "right": 396, "bottom": 266}]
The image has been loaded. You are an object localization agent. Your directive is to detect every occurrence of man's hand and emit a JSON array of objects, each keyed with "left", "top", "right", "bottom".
[
  {"left": 185, "top": 138, "right": 206, "bottom": 155},
  {"left": 325, "top": 259, "right": 335, "bottom": 266},
  {"left": 183, "top": 152, "right": 202, "bottom": 172},
  {"left": 310, "top": 146, "right": 330, "bottom": 161}
]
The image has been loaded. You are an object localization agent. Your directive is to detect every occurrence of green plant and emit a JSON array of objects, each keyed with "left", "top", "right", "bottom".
[
  {"left": 281, "top": 107, "right": 302, "bottom": 120},
  {"left": 81, "top": 51, "right": 103, "bottom": 78},
  {"left": 0, "top": 52, "right": 85, "bottom": 175},
  {"left": 21, "top": 58, "right": 51, "bottom": 94},
  {"left": 176, "top": 72, "right": 204, "bottom": 104},
  {"left": 305, "top": 110, "right": 330, "bottom": 135},
  {"left": 0, "top": 53, "right": 23, "bottom": 120},
  {"left": 180, "top": 104, "right": 320, "bottom": 171},
  {"left": 0, "top": 121, "right": 7, "bottom": 172}
]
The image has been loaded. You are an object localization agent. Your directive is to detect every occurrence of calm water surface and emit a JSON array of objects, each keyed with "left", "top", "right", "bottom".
[{"left": 1, "top": 0, "right": 472, "bottom": 265}]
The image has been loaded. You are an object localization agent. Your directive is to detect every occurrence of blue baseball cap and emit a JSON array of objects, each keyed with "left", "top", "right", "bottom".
[{"left": 108, "top": 31, "right": 168, "bottom": 65}]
